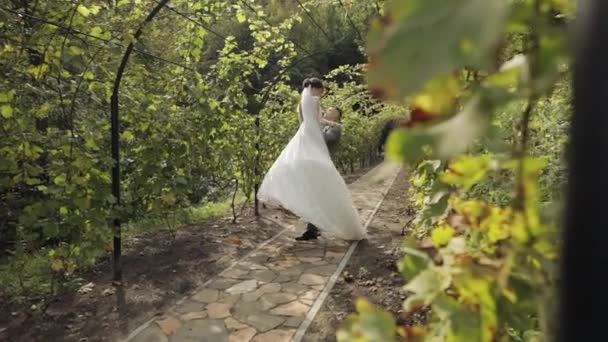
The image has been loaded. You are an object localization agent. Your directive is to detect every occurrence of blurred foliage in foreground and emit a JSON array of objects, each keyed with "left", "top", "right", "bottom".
[{"left": 339, "top": 0, "right": 572, "bottom": 341}]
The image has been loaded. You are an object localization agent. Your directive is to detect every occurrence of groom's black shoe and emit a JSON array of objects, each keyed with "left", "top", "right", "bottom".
[{"left": 296, "top": 223, "right": 321, "bottom": 241}]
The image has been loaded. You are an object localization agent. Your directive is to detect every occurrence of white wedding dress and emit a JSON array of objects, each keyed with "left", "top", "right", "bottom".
[{"left": 257, "top": 87, "right": 366, "bottom": 240}]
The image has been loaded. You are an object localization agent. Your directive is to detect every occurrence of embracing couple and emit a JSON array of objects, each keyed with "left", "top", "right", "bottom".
[{"left": 257, "top": 78, "right": 366, "bottom": 242}]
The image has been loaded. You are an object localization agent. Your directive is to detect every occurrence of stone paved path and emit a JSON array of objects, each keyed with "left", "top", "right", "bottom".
[{"left": 122, "top": 162, "right": 400, "bottom": 342}]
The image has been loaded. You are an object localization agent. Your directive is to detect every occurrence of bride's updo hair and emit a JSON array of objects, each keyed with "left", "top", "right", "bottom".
[{"left": 303, "top": 77, "right": 324, "bottom": 90}]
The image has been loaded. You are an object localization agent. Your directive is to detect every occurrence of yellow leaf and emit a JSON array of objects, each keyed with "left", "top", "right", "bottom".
[
  {"left": 89, "top": 5, "right": 101, "bottom": 15},
  {"left": 410, "top": 74, "right": 460, "bottom": 115},
  {"left": 510, "top": 212, "right": 529, "bottom": 243},
  {"left": 27, "top": 64, "right": 49, "bottom": 80},
  {"left": 355, "top": 298, "right": 374, "bottom": 314},
  {"left": 69, "top": 46, "right": 83, "bottom": 56},
  {"left": 77, "top": 5, "right": 91, "bottom": 17},
  {"left": 51, "top": 259, "right": 64, "bottom": 272},
  {"left": 431, "top": 224, "right": 455, "bottom": 247},
  {"left": 36, "top": 103, "right": 51, "bottom": 118},
  {"left": 90, "top": 27, "right": 103, "bottom": 37}
]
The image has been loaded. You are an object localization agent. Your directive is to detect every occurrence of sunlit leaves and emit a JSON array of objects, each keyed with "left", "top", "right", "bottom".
[
  {"left": 410, "top": 74, "right": 461, "bottom": 116},
  {"left": 386, "top": 95, "right": 490, "bottom": 163},
  {"left": 441, "top": 154, "right": 495, "bottom": 192},
  {"left": 1, "top": 105, "right": 13, "bottom": 118},
  {"left": 77, "top": 5, "right": 91, "bottom": 17},
  {"left": 403, "top": 266, "right": 452, "bottom": 310},
  {"left": 338, "top": 299, "right": 399, "bottom": 342},
  {"left": 367, "top": 0, "right": 509, "bottom": 100},
  {"left": 431, "top": 224, "right": 455, "bottom": 247},
  {"left": 399, "top": 250, "right": 430, "bottom": 280},
  {"left": 485, "top": 54, "right": 529, "bottom": 91}
]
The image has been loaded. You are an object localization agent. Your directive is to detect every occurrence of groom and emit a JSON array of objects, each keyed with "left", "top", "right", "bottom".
[{"left": 296, "top": 106, "right": 343, "bottom": 241}]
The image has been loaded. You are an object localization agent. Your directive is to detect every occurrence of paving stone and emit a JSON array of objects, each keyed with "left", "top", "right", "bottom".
[
  {"left": 233, "top": 301, "right": 261, "bottom": 319},
  {"left": 242, "top": 283, "right": 281, "bottom": 302},
  {"left": 242, "top": 314, "right": 285, "bottom": 332},
  {"left": 250, "top": 270, "right": 277, "bottom": 283},
  {"left": 192, "top": 289, "right": 219, "bottom": 303},
  {"left": 225, "top": 317, "right": 249, "bottom": 330},
  {"left": 226, "top": 279, "right": 258, "bottom": 295},
  {"left": 271, "top": 259, "right": 300, "bottom": 270},
  {"left": 208, "top": 278, "right": 239, "bottom": 290},
  {"left": 130, "top": 325, "right": 168, "bottom": 342},
  {"left": 174, "top": 300, "right": 206, "bottom": 314},
  {"left": 325, "top": 251, "right": 344, "bottom": 260},
  {"left": 180, "top": 311, "right": 208, "bottom": 321},
  {"left": 311, "top": 284, "right": 325, "bottom": 291},
  {"left": 283, "top": 316, "right": 304, "bottom": 328},
  {"left": 300, "top": 290, "right": 319, "bottom": 301},
  {"left": 155, "top": 316, "right": 181, "bottom": 336},
  {"left": 270, "top": 301, "right": 310, "bottom": 317},
  {"left": 300, "top": 298, "right": 314, "bottom": 305},
  {"left": 229, "top": 327, "right": 257, "bottom": 342},
  {"left": 282, "top": 264, "right": 308, "bottom": 277},
  {"left": 239, "top": 261, "right": 268, "bottom": 270},
  {"left": 172, "top": 320, "right": 228, "bottom": 342},
  {"left": 219, "top": 294, "right": 241, "bottom": 306},
  {"left": 273, "top": 274, "right": 293, "bottom": 283},
  {"left": 207, "top": 302, "right": 232, "bottom": 319},
  {"left": 252, "top": 329, "right": 296, "bottom": 342},
  {"left": 298, "top": 273, "right": 326, "bottom": 286},
  {"left": 282, "top": 282, "right": 309, "bottom": 294},
  {"left": 295, "top": 249, "right": 324, "bottom": 257},
  {"left": 311, "top": 259, "right": 329, "bottom": 266},
  {"left": 298, "top": 256, "right": 324, "bottom": 264},
  {"left": 222, "top": 267, "right": 250, "bottom": 279},
  {"left": 260, "top": 292, "right": 298, "bottom": 305},
  {"left": 249, "top": 254, "right": 271, "bottom": 264},
  {"left": 306, "top": 265, "right": 337, "bottom": 276}
]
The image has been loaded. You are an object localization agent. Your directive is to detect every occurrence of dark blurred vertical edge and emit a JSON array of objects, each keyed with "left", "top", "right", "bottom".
[{"left": 559, "top": 0, "right": 608, "bottom": 341}]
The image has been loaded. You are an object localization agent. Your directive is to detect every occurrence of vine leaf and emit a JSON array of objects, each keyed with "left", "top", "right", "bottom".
[
  {"left": 367, "top": 0, "right": 509, "bottom": 100},
  {"left": 386, "top": 95, "right": 489, "bottom": 163}
]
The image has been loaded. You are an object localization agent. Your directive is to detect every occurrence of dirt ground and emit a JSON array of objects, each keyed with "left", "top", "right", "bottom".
[
  {"left": 303, "top": 170, "right": 429, "bottom": 341},
  {"left": 0, "top": 166, "right": 373, "bottom": 342}
]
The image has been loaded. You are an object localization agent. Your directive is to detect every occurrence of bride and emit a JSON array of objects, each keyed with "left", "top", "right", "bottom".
[{"left": 257, "top": 78, "right": 366, "bottom": 241}]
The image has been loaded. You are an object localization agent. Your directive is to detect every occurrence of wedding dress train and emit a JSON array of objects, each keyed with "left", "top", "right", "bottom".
[{"left": 257, "top": 87, "right": 366, "bottom": 240}]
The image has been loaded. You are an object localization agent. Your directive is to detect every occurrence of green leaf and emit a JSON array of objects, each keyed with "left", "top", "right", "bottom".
[
  {"left": 386, "top": 95, "right": 489, "bottom": 164},
  {"left": 440, "top": 154, "right": 493, "bottom": 192},
  {"left": 54, "top": 174, "right": 66, "bottom": 185},
  {"left": 367, "top": 0, "right": 509, "bottom": 100},
  {"left": 433, "top": 294, "right": 483, "bottom": 341},
  {"left": 90, "top": 27, "right": 103, "bottom": 37},
  {"left": 485, "top": 54, "right": 529, "bottom": 89},
  {"left": 1, "top": 105, "right": 13, "bottom": 118},
  {"left": 89, "top": 5, "right": 101, "bottom": 15},
  {"left": 69, "top": 46, "right": 83, "bottom": 56},
  {"left": 399, "top": 253, "right": 430, "bottom": 280},
  {"left": 336, "top": 299, "right": 398, "bottom": 342},
  {"left": 237, "top": 12, "right": 247, "bottom": 23},
  {"left": 84, "top": 71, "right": 95, "bottom": 80},
  {"left": 0, "top": 90, "right": 16, "bottom": 103},
  {"left": 77, "top": 5, "right": 91, "bottom": 17},
  {"left": 403, "top": 267, "right": 451, "bottom": 309},
  {"left": 122, "top": 130, "right": 135, "bottom": 141}
]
